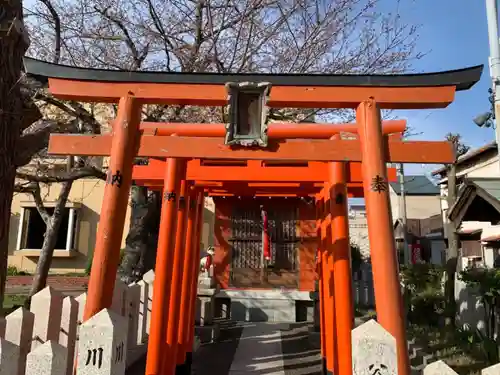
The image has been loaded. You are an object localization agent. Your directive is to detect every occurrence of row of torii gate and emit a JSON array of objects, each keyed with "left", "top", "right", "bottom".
[{"left": 25, "top": 57, "right": 483, "bottom": 375}]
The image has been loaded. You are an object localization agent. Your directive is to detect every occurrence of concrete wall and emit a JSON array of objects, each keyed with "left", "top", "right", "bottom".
[
  {"left": 389, "top": 187, "right": 441, "bottom": 223},
  {"left": 455, "top": 276, "right": 486, "bottom": 334}
]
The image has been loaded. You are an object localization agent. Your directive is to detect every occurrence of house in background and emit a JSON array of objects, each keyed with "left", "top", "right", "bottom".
[
  {"left": 432, "top": 141, "right": 500, "bottom": 270},
  {"left": 8, "top": 177, "right": 113, "bottom": 273},
  {"left": 8, "top": 175, "right": 216, "bottom": 274},
  {"left": 432, "top": 142, "right": 500, "bottom": 333},
  {"left": 389, "top": 175, "right": 442, "bottom": 223},
  {"left": 345, "top": 176, "right": 444, "bottom": 265},
  {"left": 390, "top": 175, "right": 444, "bottom": 265}
]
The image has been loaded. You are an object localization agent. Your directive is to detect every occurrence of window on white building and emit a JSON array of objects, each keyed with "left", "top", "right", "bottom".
[{"left": 16, "top": 206, "right": 80, "bottom": 251}]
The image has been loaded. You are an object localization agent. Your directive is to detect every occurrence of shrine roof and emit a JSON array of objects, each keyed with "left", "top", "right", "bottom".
[{"left": 24, "top": 57, "right": 483, "bottom": 91}]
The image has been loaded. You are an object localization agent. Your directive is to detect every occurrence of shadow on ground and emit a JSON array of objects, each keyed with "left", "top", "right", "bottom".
[
  {"left": 191, "top": 321, "right": 245, "bottom": 375},
  {"left": 279, "top": 323, "right": 322, "bottom": 375},
  {"left": 127, "top": 322, "right": 322, "bottom": 375}
]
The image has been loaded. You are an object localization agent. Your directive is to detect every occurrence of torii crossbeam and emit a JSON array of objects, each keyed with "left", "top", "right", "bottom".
[
  {"left": 23, "top": 56, "right": 483, "bottom": 375},
  {"left": 132, "top": 158, "right": 398, "bottom": 198}
]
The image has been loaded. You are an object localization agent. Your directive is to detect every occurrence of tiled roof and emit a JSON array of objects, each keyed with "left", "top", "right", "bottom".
[
  {"left": 469, "top": 178, "right": 500, "bottom": 201},
  {"left": 389, "top": 175, "right": 439, "bottom": 196}
]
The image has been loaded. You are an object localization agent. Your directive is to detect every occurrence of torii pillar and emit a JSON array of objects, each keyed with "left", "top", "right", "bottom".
[
  {"left": 329, "top": 161, "right": 354, "bottom": 375},
  {"left": 357, "top": 99, "right": 410, "bottom": 375},
  {"left": 321, "top": 184, "right": 338, "bottom": 375},
  {"left": 83, "top": 95, "right": 142, "bottom": 320}
]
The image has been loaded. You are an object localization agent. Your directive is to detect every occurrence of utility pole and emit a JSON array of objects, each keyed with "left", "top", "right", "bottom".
[
  {"left": 398, "top": 164, "right": 410, "bottom": 265},
  {"left": 444, "top": 157, "right": 460, "bottom": 327},
  {"left": 485, "top": 0, "right": 500, "bottom": 170}
]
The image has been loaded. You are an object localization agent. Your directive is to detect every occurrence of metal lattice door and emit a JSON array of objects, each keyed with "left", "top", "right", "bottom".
[{"left": 229, "top": 202, "right": 299, "bottom": 288}]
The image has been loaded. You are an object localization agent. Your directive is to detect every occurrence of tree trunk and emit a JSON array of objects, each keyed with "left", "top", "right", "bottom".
[
  {"left": 25, "top": 180, "right": 73, "bottom": 308},
  {"left": 119, "top": 187, "right": 160, "bottom": 283},
  {"left": 140, "top": 190, "right": 161, "bottom": 273},
  {"left": 444, "top": 161, "right": 459, "bottom": 327},
  {"left": 0, "top": 1, "right": 29, "bottom": 311}
]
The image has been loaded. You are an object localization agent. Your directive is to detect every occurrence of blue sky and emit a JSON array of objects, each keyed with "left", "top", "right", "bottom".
[
  {"left": 385, "top": 0, "right": 494, "bottom": 176},
  {"left": 349, "top": 0, "right": 493, "bottom": 206}
]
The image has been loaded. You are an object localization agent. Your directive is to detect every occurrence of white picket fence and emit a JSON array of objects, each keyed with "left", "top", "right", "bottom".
[
  {"left": 3, "top": 267, "right": 500, "bottom": 375},
  {"left": 0, "top": 270, "right": 158, "bottom": 375}
]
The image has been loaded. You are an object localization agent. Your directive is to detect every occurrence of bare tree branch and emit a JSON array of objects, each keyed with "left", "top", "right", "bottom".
[
  {"left": 93, "top": 5, "right": 148, "bottom": 70},
  {"left": 31, "top": 182, "right": 51, "bottom": 224},
  {"left": 18, "top": 0, "right": 425, "bottom": 284},
  {"left": 17, "top": 165, "right": 106, "bottom": 183},
  {"left": 37, "top": 0, "right": 61, "bottom": 63},
  {"left": 14, "top": 181, "right": 38, "bottom": 193}
]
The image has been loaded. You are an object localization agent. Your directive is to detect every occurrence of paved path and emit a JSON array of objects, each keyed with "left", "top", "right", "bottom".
[
  {"left": 228, "top": 323, "right": 286, "bottom": 374},
  {"left": 128, "top": 322, "right": 322, "bottom": 375}
]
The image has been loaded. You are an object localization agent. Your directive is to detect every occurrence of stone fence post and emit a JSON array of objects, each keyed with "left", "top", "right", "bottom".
[{"left": 352, "top": 320, "right": 500, "bottom": 375}]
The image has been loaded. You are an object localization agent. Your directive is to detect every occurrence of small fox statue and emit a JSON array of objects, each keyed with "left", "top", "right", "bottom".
[{"left": 199, "top": 245, "right": 215, "bottom": 275}]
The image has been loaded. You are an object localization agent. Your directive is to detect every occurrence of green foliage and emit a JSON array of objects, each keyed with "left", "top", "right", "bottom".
[
  {"left": 458, "top": 267, "right": 500, "bottom": 364},
  {"left": 7, "top": 266, "right": 20, "bottom": 276},
  {"left": 400, "top": 264, "right": 445, "bottom": 325},
  {"left": 400, "top": 263, "right": 444, "bottom": 293},
  {"left": 459, "top": 267, "right": 500, "bottom": 307},
  {"left": 2, "top": 295, "right": 27, "bottom": 315},
  {"left": 7, "top": 266, "right": 29, "bottom": 276},
  {"left": 445, "top": 132, "right": 470, "bottom": 158},
  {"left": 456, "top": 325, "right": 499, "bottom": 364},
  {"left": 84, "top": 250, "right": 93, "bottom": 276}
]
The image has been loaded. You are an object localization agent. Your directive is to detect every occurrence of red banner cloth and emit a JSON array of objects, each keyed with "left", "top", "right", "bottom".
[
  {"left": 411, "top": 243, "right": 421, "bottom": 265},
  {"left": 261, "top": 208, "right": 271, "bottom": 261}
]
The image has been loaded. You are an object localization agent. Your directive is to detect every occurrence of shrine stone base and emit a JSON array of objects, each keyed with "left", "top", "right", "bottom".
[
  {"left": 195, "top": 285, "right": 221, "bottom": 344},
  {"left": 215, "top": 289, "right": 314, "bottom": 322},
  {"left": 196, "top": 285, "right": 219, "bottom": 326}
]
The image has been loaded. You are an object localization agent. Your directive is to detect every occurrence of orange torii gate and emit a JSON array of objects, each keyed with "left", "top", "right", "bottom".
[
  {"left": 131, "top": 156, "right": 400, "bottom": 194},
  {"left": 24, "top": 57, "right": 482, "bottom": 375},
  {"left": 132, "top": 156, "right": 399, "bottom": 375}
]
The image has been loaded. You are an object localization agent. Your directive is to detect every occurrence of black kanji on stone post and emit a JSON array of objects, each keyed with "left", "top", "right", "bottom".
[
  {"left": 368, "top": 363, "right": 388, "bottom": 375},
  {"left": 85, "top": 347, "right": 104, "bottom": 368},
  {"left": 164, "top": 192, "right": 176, "bottom": 202},
  {"left": 370, "top": 175, "right": 388, "bottom": 193}
]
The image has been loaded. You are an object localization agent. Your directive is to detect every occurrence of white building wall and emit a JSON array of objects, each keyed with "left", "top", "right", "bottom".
[
  {"left": 390, "top": 186, "right": 441, "bottom": 223},
  {"left": 438, "top": 155, "right": 500, "bottom": 239}
]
